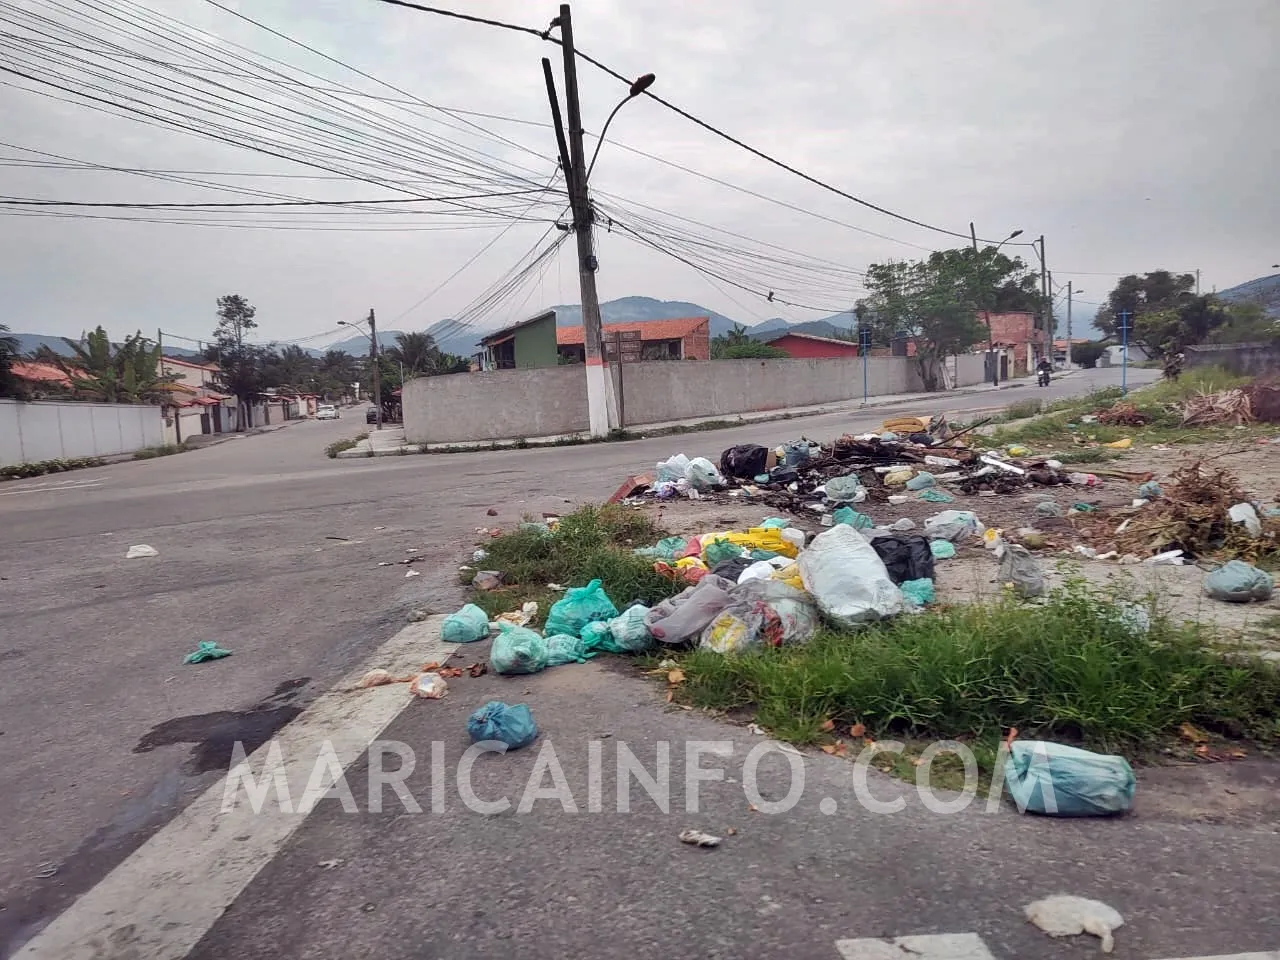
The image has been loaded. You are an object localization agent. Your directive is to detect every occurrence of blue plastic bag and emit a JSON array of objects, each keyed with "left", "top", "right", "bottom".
[
  {"left": 467, "top": 701, "right": 538, "bottom": 750},
  {"left": 544, "top": 579, "right": 619, "bottom": 639},
  {"left": 900, "top": 578, "right": 936, "bottom": 607},
  {"left": 832, "top": 506, "right": 873, "bottom": 529},
  {"left": 1003, "top": 741, "right": 1135, "bottom": 816},
  {"left": 490, "top": 623, "right": 549, "bottom": 675},
  {"left": 441, "top": 603, "right": 490, "bottom": 644},
  {"left": 1204, "top": 560, "right": 1274, "bottom": 603},
  {"left": 544, "top": 633, "right": 593, "bottom": 666}
]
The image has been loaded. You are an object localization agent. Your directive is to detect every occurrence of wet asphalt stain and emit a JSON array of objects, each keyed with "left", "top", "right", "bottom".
[
  {"left": 0, "top": 677, "right": 313, "bottom": 959},
  {"left": 132, "top": 676, "right": 310, "bottom": 774}
]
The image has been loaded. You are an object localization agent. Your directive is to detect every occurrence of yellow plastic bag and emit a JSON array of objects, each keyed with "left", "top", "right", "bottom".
[
  {"left": 770, "top": 562, "right": 805, "bottom": 591},
  {"left": 700, "top": 527, "right": 799, "bottom": 560},
  {"left": 1103, "top": 438, "right": 1132, "bottom": 450},
  {"left": 884, "top": 469, "right": 914, "bottom": 487},
  {"left": 700, "top": 611, "right": 755, "bottom": 654},
  {"left": 1007, "top": 445, "right": 1031, "bottom": 457}
]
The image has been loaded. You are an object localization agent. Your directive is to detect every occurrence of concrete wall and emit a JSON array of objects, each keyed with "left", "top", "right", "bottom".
[
  {"left": 403, "top": 366, "right": 588, "bottom": 443},
  {"left": 0, "top": 398, "right": 165, "bottom": 466},
  {"left": 404, "top": 353, "right": 994, "bottom": 444},
  {"left": 1186, "top": 341, "right": 1280, "bottom": 376}
]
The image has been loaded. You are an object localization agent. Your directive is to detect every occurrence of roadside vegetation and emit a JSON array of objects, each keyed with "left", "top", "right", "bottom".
[
  {"left": 325, "top": 432, "right": 368, "bottom": 458},
  {"left": 0, "top": 455, "right": 106, "bottom": 480},
  {"left": 133, "top": 442, "right": 191, "bottom": 460}
]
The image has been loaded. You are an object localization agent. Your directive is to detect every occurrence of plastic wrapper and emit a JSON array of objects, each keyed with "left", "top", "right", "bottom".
[
  {"left": 410, "top": 672, "right": 448, "bottom": 699},
  {"left": 824, "top": 474, "right": 866, "bottom": 503}
]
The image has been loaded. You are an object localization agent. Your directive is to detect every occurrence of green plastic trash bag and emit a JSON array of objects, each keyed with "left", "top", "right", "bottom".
[
  {"left": 930, "top": 540, "right": 956, "bottom": 560},
  {"left": 1003, "top": 741, "right": 1135, "bottom": 816},
  {"left": 900, "top": 578, "right": 935, "bottom": 608},
  {"left": 824, "top": 475, "right": 865, "bottom": 503},
  {"left": 832, "top": 506, "right": 873, "bottom": 529},
  {"left": 442, "top": 603, "right": 490, "bottom": 644},
  {"left": 544, "top": 633, "right": 594, "bottom": 666},
  {"left": 582, "top": 604, "right": 653, "bottom": 654},
  {"left": 543, "top": 579, "right": 619, "bottom": 639},
  {"left": 1204, "top": 560, "right": 1274, "bottom": 603},
  {"left": 467, "top": 701, "right": 538, "bottom": 749},
  {"left": 490, "top": 624, "right": 549, "bottom": 675},
  {"left": 1034, "top": 500, "right": 1064, "bottom": 519},
  {"left": 905, "top": 471, "right": 936, "bottom": 491},
  {"left": 704, "top": 538, "right": 745, "bottom": 567},
  {"left": 1137, "top": 480, "right": 1163, "bottom": 500},
  {"left": 917, "top": 489, "right": 954, "bottom": 503},
  {"left": 759, "top": 517, "right": 790, "bottom": 529},
  {"left": 185, "top": 641, "right": 231, "bottom": 664},
  {"left": 636, "top": 536, "right": 688, "bottom": 560}
]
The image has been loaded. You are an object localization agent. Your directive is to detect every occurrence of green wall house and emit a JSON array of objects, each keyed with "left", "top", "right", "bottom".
[{"left": 478, "top": 311, "right": 559, "bottom": 370}]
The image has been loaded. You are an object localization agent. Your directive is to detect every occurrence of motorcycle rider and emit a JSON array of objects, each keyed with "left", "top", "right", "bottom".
[{"left": 1036, "top": 356, "right": 1053, "bottom": 386}]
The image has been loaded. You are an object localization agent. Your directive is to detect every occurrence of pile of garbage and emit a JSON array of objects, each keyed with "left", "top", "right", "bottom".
[
  {"left": 622, "top": 417, "right": 1114, "bottom": 521},
  {"left": 1179, "top": 382, "right": 1280, "bottom": 427}
]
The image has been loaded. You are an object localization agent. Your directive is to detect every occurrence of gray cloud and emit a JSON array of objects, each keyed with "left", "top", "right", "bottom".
[{"left": 1, "top": 0, "right": 1275, "bottom": 348}]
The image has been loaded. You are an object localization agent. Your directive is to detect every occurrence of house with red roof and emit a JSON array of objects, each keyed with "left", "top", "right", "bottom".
[{"left": 557, "top": 316, "right": 711, "bottom": 363}]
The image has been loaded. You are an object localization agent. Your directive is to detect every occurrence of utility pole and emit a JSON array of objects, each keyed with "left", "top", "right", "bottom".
[
  {"left": 1037, "top": 235, "right": 1048, "bottom": 366},
  {"left": 1065, "top": 281, "right": 1077, "bottom": 368},
  {"left": 369, "top": 308, "right": 382, "bottom": 431},
  {"left": 970, "top": 222, "right": 998, "bottom": 387},
  {"left": 548, "top": 4, "right": 618, "bottom": 437},
  {"left": 1047, "top": 269, "right": 1055, "bottom": 366},
  {"left": 1196, "top": 269, "right": 1201, "bottom": 297}
]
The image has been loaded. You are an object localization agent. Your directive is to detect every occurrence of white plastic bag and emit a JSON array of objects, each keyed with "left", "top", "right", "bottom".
[
  {"left": 798, "top": 525, "right": 903, "bottom": 626},
  {"left": 655, "top": 453, "right": 692, "bottom": 483},
  {"left": 923, "top": 510, "right": 984, "bottom": 542},
  {"left": 685, "top": 457, "right": 725, "bottom": 491}
]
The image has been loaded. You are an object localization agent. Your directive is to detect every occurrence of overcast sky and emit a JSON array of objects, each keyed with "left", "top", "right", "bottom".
[{"left": 2, "top": 0, "right": 1276, "bottom": 349}]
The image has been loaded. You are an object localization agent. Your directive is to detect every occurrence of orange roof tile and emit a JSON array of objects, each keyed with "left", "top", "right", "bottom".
[
  {"left": 556, "top": 316, "right": 709, "bottom": 346},
  {"left": 11, "top": 361, "right": 75, "bottom": 386}
]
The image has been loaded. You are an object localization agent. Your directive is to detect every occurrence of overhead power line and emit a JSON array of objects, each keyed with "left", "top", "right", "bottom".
[{"left": 0, "top": 186, "right": 558, "bottom": 208}]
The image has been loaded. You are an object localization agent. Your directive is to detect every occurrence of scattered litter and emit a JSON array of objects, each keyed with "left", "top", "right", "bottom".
[
  {"left": 1005, "top": 741, "right": 1135, "bottom": 817},
  {"left": 409, "top": 672, "right": 448, "bottom": 699},
  {"left": 544, "top": 578, "right": 619, "bottom": 638},
  {"left": 929, "top": 540, "right": 956, "bottom": 560},
  {"left": 678, "top": 829, "right": 722, "bottom": 848},
  {"left": 746, "top": 723, "right": 766, "bottom": 735},
  {"left": 798, "top": 526, "right": 903, "bottom": 626},
  {"left": 1227, "top": 502, "right": 1262, "bottom": 537},
  {"left": 184, "top": 641, "right": 231, "bottom": 665},
  {"left": 443, "top": 603, "right": 491, "bottom": 643},
  {"left": 824, "top": 474, "right": 866, "bottom": 503},
  {"left": 318, "top": 859, "right": 344, "bottom": 870},
  {"left": 404, "top": 569, "right": 421, "bottom": 579},
  {"left": 407, "top": 609, "right": 428, "bottom": 623},
  {"left": 1070, "top": 502, "right": 1097, "bottom": 513},
  {"left": 355, "top": 668, "right": 399, "bottom": 688},
  {"left": 125, "top": 544, "right": 158, "bottom": 559},
  {"left": 545, "top": 633, "right": 594, "bottom": 665},
  {"left": 1145, "top": 549, "right": 1185, "bottom": 566},
  {"left": 35, "top": 862, "right": 58, "bottom": 880},
  {"left": 832, "top": 506, "right": 873, "bottom": 529},
  {"left": 1006, "top": 445, "right": 1031, "bottom": 457},
  {"left": 1025, "top": 895, "right": 1124, "bottom": 953},
  {"left": 467, "top": 701, "right": 538, "bottom": 749},
  {"left": 905, "top": 471, "right": 936, "bottom": 491},
  {"left": 1102, "top": 437, "right": 1132, "bottom": 450},
  {"left": 496, "top": 601, "right": 539, "bottom": 628},
  {"left": 1204, "top": 560, "right": 1274, "bottom": 603},
  {"left": 917, "top": 488, "right": 954, "bottom": 503},
  {"left": 1137, "top": 480, "right": 1162, "bottom": 500},
  {"left": 900, "top": 577, "right": 935, "bottom": 608},
  {"left": 490, "top": 623, "right": 550, "bottom": 675},
  {"left": 883, "top": 468, "right": 914, "bottom": 487},
  {"left": 1034, "top": 500, "right": 1064, "bottom": 519},
  {"left": 471, "top": 570, "right": 503, "bottom": 590}
]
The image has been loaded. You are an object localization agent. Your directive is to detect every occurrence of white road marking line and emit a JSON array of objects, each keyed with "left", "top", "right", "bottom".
[
  {"left": 835, "top": 935, "right": 1280, "bottom": 960},
  {"left": 0, "top": 477, "right": 108, "bottom": 497},
  {"left": 836, "top": 934, "right": 997, "bottom": 960},
  {"left": 18, "top": 616, "right": 445, "bottom": 960}
]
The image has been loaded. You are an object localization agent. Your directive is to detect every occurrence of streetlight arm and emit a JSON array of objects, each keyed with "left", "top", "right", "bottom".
[{"left": 584, "top": 73, "right": 655, "bottom": 183}]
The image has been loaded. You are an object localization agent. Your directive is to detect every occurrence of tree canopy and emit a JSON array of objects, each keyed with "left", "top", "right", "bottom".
[
  {"left": 0, "top": 323, "right": 18, "bottom": 399},
  {"left": 710, "top": 323, "right": 788, "bottom": 359},
  {"left": 57, "top": 327, "right": 172, "bottom": 403}
]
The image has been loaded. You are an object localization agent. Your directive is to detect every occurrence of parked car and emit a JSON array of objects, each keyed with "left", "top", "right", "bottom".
[
  {"left": 316, "top": 404, "right": 339, "bottom": 420},
  {"left": 365, "top": 406, "right": 379, "bottom": 424}
]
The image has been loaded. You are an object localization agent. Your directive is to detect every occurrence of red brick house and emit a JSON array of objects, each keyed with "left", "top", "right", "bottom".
[
  {"left": 557, "top": 316, "right": 711, "bottom": 362},
  {"left": 766, "top": 332, "right": 861, "bottom": 359},
  {"left": 977, "top": 311, "right": 1044, "bottom": 375}
]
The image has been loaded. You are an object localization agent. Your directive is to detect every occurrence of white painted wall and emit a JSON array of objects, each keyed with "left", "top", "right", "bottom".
[{"left": 0, "top": 398, "right": 166, "bottom": 466}]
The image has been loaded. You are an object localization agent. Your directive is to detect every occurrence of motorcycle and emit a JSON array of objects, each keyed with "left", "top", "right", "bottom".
[{"left": 1037, "top": 368, "right": 1052, "bottom": 387}]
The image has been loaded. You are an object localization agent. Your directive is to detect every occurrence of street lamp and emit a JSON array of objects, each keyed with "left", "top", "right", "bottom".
[
  {"left": 585, "top": 72, "right": 656, "bottom": 182},
  {"left": 971, "top": 225, "right": 1024, "bottom": 387},
  {"left": 339, "top": 312, "right": 382, "bottom": 430}
]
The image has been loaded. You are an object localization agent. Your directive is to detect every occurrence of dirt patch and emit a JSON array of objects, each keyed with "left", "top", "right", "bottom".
[{"left": 1135, "top": 756, "right": 1280, "bottom": 825}]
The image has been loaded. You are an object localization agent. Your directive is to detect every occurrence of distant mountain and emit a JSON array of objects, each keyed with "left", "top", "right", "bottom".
[
  {"left": 8, "top": 332, "right": 202, "bottom": 359},
  {"left": 319, "top": 331, "right": 405, "bottom": 357},
  {"left": 547, "top": 296, "right": 742, "bottom": 338},
  {"left": 1217, "top": 273, "right": 1280, "bottom": 318}
]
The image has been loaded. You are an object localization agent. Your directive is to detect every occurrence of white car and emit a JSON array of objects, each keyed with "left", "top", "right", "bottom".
[{"left": 316, "top": 404, "right": 339, "bottom": 420}]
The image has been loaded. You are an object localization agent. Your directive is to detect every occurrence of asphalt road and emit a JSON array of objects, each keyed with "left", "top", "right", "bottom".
[{"left": 20, "top": 366, "right": 1263, "bottom": 960}]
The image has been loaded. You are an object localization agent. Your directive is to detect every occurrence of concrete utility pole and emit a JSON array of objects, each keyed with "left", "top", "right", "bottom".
[
  {"left": 970, "top": 222, "right": 998, "bottom": 388},
  {"left": 1065, "top": 281, "right": 1081, "bottom": 368},
  {"left": 552, "top": 4, "right": 617, "bottom": 437},
  {"left": 1037, "top": 235, "right": 1048, "bottom": 364},
  {"left": 369, "top": 308, "right": 382, "bottom": 431}
]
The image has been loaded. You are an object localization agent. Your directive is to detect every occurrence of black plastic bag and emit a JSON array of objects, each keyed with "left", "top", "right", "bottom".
[
  {"left": 720, "top": 444, "right": 770, "bottom": 480},
  {"left": 870, "top": 533, "right": 935, "bottom": 585}
]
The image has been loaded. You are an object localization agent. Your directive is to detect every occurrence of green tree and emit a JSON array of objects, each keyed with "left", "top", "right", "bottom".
[
  {"left": 386, "top": 331, "right": 441, "bottom": 376},
  {"left": 0, "top": 323, "right": 18, "bottom": 399},
  {"left": 262, "top": 344, "right": 315, "bottom": 390},
  {"left": 56, "top": 327, "right": 170, "bottom": 402},
  {"left": 211, "top": 294, "right": 265, "bottom": 430},
  {"left": 861, "top": 247, "right": 1030, "bottom": 390},
  {"left": 1208, "top": 301, "right": 1279, "bottom": 344},
  {"left": 711, "top": 322, "right": 757, "bottom": 359},
  {"left": 1071, "top": 340, "right": 1109, "bottom": 368},
  {"left": 719, "top": 342, "right": 789, "bottom": 359},
  {"left": 1094, "top": 271, "right": 1196, "bottom": 338}
]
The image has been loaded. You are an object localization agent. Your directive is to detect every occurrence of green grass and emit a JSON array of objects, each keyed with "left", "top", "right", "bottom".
[
  {"left": 325, "top": 432, "right": 368, "bottom": 458},
  {"left": 465, "top": 505, "right": 684, "bottom": 625},
  {"left": 132, "top": 442, "right": 190, "bottom": 460},
  {"left": 1000, "top": 398, "right": 1045, "bottom": 421},
  {"left": 670, "top": 578, "right": 1280, "bottom": 758},
  {"left": 0, "top": 455, "right": 107, "bottom": 480}
]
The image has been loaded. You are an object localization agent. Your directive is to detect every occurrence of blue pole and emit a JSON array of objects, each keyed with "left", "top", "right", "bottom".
[
  {"left": 862, "top": 344, "right": 868, "bottom": 404},
  {"left": 1118, "top": 310, "right": 1131, "bottom": 396}
]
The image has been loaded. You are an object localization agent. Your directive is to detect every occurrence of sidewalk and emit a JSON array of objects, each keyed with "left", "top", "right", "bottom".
[{"left": 335, "top": 374, "right": 1058, "bottom": 458}]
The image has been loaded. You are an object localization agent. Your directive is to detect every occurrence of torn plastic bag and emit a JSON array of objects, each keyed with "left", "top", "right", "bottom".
[
  {"left": 703, "top": 538, "right": 745, "bottom": 567},
  {"left": 900, "top": 578, "right": 935, "bottom": 608},
  {"left": 467, "top": 701, "right": 538, "bottom": 750},
  {"left": 737, "top": 556, "right": 793, "bottom": 584},
  {"left": 923, "top": 509, "right": 984, "bottom": 542},
  {"left": 583, "top": 604, "right": 654, "bottom": 654},
  {"left": 544, "top": 633, "right": 593, "bottom": 666},
  {"left": 735, "top": 578, "right": 819, "bottom": 645},
  {"left": 719, "top": 443, "right": 770, "bottom": 480},
  {"left": 489, "top": 624, "right": 549, "bottom": 675},
  {"left": 699, "top": 609, "right": 757, "bottom": 654},
  {"left": 710, "top": 556, "right": 755, "bottom": 582},
  {"left": 1204, "top": 560, "right": 1274, "bottom": 603},
  {"left": 824, "top": 474, "right": 866, "bottom": 503},
  {"left": 685, "top": 457, "right": 725, "bottom": 491},
  {"left": 635, "top": 536, "right": 689, "bottom": 560},
  {"left": 905, "top": 471, "right": 936, "bottom": 491},
  {"left": 832, "top": 506, "right": 874, "bottom": 529},
  {"left": 655, "top": 453, "right": 691, "bottom": 482},
  {"left": 869, "top": 534, "right": 935, "bottom": 585},
  {"left": 1003, "top": 741, "right": 1135, "bottom": 816},
  {"left": 543, "top": 578, "right": 619, "bottom": 639},
  {"left": 798, "top": 525, "right": 903, "bottom": 626},
  {"left": 644, "top": 574, "right": 736, "bottom": 644},
  {"left": 997, "top": 544, "right": 1046, "bottom": 598},
  {"left": 441, "top": 603, "right": 491, "bottom": 644}
]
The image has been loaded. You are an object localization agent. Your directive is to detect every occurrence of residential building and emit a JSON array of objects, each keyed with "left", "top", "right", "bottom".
[
  {"left": 477, "top": 311, "right": 559, "bottom": 370},
  {"left": 557, "top": 316, "right": 711, "bottom": 363},
  {"left": 765, "top": 332, "right": 860, "bottom": 359},
  {"left": 973, "top": 311, "right": 1046, "bottom": 376},
  {"left": 10, "top": 361, "right": 75, "bottom": 393}
]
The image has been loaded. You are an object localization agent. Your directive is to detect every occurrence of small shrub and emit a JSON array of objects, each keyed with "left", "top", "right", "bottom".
[
  {"left": 1002, "top": 398, "right": 1043, "bottom": 421},
  {"left": 0, "top": 455, "right": 106, "bottom": 481}
]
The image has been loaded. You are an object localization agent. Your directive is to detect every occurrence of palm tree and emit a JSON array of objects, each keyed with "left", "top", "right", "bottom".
[
  {"left": 0, "top": 322, "right": 18, "bottom": 398},
  {"left": 386, "top": 331, "right": 441, "bottom": 377},
  {"left": 57, "top": 326, "right": 172, "bottom": 403}
]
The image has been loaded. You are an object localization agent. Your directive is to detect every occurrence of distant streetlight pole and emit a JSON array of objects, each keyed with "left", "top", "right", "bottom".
[
  {"left": 339, "top": 310, "right": 381, "bottom": 430},
  {"left": 971, "top": 224, "right": 1023, "bottom": 387},
  {"left": 543, "top": 5, "right": 654, "bottom": 438},
  {"left": 1066, "top": 283, "right": 1083, "bottom": 367}
]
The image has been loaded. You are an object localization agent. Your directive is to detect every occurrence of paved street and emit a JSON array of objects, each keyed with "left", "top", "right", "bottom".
[{"left": 16, "top": 366, "right": 1277, "bottom": 960}]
